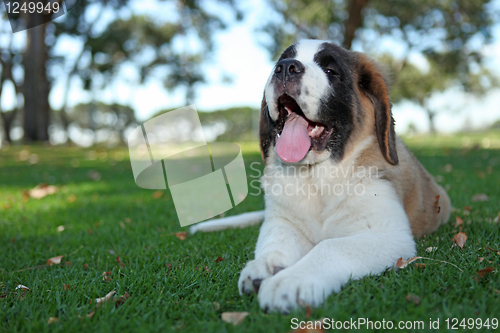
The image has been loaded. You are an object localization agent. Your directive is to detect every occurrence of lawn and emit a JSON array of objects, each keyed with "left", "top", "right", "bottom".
[{"left": 1, "top": 132, "right": 499, "bottom": 333}]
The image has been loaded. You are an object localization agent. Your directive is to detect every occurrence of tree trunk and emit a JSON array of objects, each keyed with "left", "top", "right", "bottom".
[
  {"left": 23, "top": 14, "right": 50, "bottom": 142},
  {"left": 426, "top": 109, "right": 437, "bottom": 135},
  {"left": 0, "top": 111, "right": 17, "bottom": 143},
  {"left": 343, "top": 0, "right": 369, "bottom": 50}
]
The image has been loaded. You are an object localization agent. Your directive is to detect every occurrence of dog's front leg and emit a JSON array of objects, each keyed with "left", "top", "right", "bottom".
[
  {"left": 238, "top": 217, "right": 314, "bottom": 294},
  {"left": 257, "top": 218, "right": 416, "bottom": 311}
]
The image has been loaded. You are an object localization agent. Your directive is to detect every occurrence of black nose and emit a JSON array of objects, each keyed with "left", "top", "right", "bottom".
[{"left": 274, "top": 59, "right": 304, "bottom": 78}]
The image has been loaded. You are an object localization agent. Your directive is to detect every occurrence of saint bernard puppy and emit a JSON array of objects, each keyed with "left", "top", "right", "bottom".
[{"left": 191, "top": 39, "right": 451, "bottom": 312}]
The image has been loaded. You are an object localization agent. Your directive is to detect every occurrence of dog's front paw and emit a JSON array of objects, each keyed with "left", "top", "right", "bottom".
[
  {"left": 258, "top": 270, "right": 339, "bottom": 312},
  {"left": 238, "top": 254, "right": 286, "bottom": 295}
]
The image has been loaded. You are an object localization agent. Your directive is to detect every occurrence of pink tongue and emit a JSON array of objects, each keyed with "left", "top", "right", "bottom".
[{"left": 276, "top": 112, "right": 311, "bottom": 163}]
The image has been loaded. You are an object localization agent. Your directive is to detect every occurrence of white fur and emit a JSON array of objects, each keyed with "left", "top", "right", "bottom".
[
  {"left": 189, "top": 211, "right": 264, "bottom": 234},
  {"left": 238, "top": 136, "right": 416, "bottom": 311}
]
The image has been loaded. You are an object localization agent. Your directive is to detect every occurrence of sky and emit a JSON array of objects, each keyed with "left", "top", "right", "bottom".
[{"left": 2, "top": 0, "right": 500, "bottom": 137}]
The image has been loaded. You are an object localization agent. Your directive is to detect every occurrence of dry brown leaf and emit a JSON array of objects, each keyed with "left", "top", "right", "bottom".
[
  {"left": 221, "top": 312, "right": 249, "bottom": 325},
  {"left": 174, "top": 232, "right": 188, "bottom": 240},
  {"left": 472, "top": 193, "right": 489, "bottom": 202},
  {"left": 15, "top": 284, "right": 30, "bottom": 291},
  {"left": 215, "top": 256, "right": 225, "bottom": 263},
  {"left": 415, "top": 263, "right": 426, "bottom": 269},
  {"left": 152, "top": 190, "right": 164, "bottom": 199},
  {"left": 102, "top": 271, "right": 112, "bottom": 282},
  {"left": 396, "top": 256, "right": 463, "bottom": 272},
  {"left": 65, "top": 261, "right": 72, "bottom": 266},
  {"left": 64, "top": 284, "right": 71, "bottom": 290},
  {"left": 28, "top": 184, "right": 58, "bottom": 199},
  {"left": 485, "top": 246, "right": 500, "bottom": 253},
  {"left": 116, "top": 256, "right": 125, "bottom": 267},
  {"left": 463, "top": 206, "right": 472, "bottom": 211},
  {"left": 474, "top": 267, "right": 494, "bottom": 281},
  {"left": 396, "top": 256, "right": 422, "bottom": 269},
  {"left": 454, "top": 216, "right": 464, "bottom": 227},
  {"left": 406, "top": 294, "right": 421, "bottom": 305},
  {"left": 452, "top": 232, "right": 467, "bottom": 249},
  {"left": 87, "top": 170, "right": 101, "bottom": 181},
  {"left": 114, "top": 292, "right": 130, "bottom": 307},
  {"left": 46, "top": 255, "right": 64, "bottom": 266},
  {"left": 95, "top": 290, "right": 116, "bottom": 305},
  {"left": 83, "top": 263, "right": 89, "bottom": 269},
  {"left": 478, "top": 257, "right": 485, "bottom": 262},
  {"left": 47, "top": 317, "right": 58, "bottom": 324}
]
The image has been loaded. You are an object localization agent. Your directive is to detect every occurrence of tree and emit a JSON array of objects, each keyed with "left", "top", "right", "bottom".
[
  {"left": 260, "top": 0, "right": 499, "bottom": 133},
  {"left": 0, "top": 0, "right": 240, "bottom": 144}
]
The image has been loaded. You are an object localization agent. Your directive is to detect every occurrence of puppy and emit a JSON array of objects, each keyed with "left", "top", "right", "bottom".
[
  {"left": 189, "top": 39, "right": 451, "bottom": 311},
  {"left": 234, "top": 39, "right": 451, "bottom": 312}
]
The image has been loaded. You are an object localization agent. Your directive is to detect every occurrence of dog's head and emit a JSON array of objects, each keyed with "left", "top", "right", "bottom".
[{"left": 259, "top": 39, "right": 398, "bottom": 166}]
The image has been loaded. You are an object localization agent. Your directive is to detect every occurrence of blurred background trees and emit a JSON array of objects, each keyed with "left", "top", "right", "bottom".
[
  {"left": 0, "top": 0, "right": 499, "bottom": 145},
  {"left": 261, "top": 0, "right": 500, "bottom": 134},
  {"left": 0, "top": 0, "right": 240, "bottom": 144}
]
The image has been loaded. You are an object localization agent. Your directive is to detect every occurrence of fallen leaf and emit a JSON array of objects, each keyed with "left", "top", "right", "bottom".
[
  {"left": 64, "top": 284, "right": 71, "bottom": 290},
  {"left": 87, "top": 311, "right": 95, "bottom": 319},
  {"left": 454, "top": 216, "right": 464, "bottom": 227},
  {"left": 472, "top": 193, "right": 489, "bottom": 202},
  {"left": 28, "top": 184, "right": 58, "bottom": 199},
  {"left": 425, "top": 247, "right": 438, "bottom": 253},
  {"left": 452, "top": 232, "right": 467, "bottom": 249},
  {"left": 83, "top": 264, "right": 89, "bottom": 269},
  {"left": 463, "top": 206, "right": 472, "bottom": 211},
  {"left": 46, "top": 255, "right": 64, "bottom": 266},
  {"left": 87, "top": 170, "right": 101, "bottom": 181},
  {"left": 95, "top": 290, "right": 116, "bottom": 305},
  {"left": 396, "top": 256, "right": 422, "bottom": 269},
  {"left": 406, "top": 294, "right": 421, "bottom": 305},
  {"left": 15, "top": 284, "right": 30, "bottom": 291},
  {"left": 47, "top": 317, "right": 58, "bottom": 324},
  {"left": 102, "top": 271, "right": 112, "bottom": 282},
  {"left": 478, "top": 257, "right": 485, "bottom": 262},
  {"left": 494, "top": 213, "right": 500, "bottom": 223},
  {"left": 65, "top": 261, "right": 72, "bottom": 266},
  {"left": 174, "top": 232, "right": 188, "bottom": 240},
  {"left": 107, "top": 249, "right": 115, "bottom": 255},
  {"left": 485, "top": 246, "right": 499, "bottom": 252},
  {"left": 116, "top": 256, "right": 125, "bottom": 267},
  {"left": 415, "top": 263, "right": 426, "bottom": 268},
  {"left": 396, "top": 256, "right": 463, "bottom": 272},
  {"left": 215, "top": 256, "right": 225, "bottom": 263},
  {"left": 474, "top": 267, "right": 494, "bottom": 281},
  {"left": 114, "top": 292, "right": 130, "bottom": 307},
  {"left": 221, "top": 312, "right": 250, "bottom": 325},
  {"left": 152, "top": 190, "right": 164, "bottom": 199}
]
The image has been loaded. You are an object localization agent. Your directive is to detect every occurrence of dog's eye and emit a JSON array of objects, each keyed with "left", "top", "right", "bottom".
[{"left": 324, "top": 68, "right": 339, "bottom": 76}]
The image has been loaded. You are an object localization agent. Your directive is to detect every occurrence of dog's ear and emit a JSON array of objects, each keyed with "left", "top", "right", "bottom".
[
  {"left": 259, "top": 94, "right": 271, "bottom": 163},
  {"left": 357, "top": 54, "right": 398, "bottom": 165}
]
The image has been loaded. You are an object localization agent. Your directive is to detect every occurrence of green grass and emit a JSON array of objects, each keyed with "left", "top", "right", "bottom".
[{"left": 0, "top": 133, "right": 499, "bottom": 333}]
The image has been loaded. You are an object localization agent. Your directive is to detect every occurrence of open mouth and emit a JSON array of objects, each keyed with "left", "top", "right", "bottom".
[{"left": 275, "top": 94, "right": 333, "bottom": 163}]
